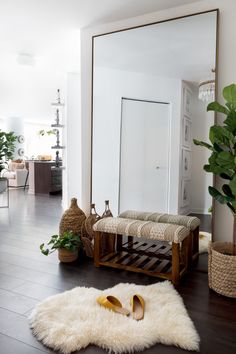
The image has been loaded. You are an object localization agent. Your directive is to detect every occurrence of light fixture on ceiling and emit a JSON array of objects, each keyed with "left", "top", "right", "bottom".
[
  {"left": 16, "top": 53, "right": 36, "bottom": 66},
  {"left": 198, "top": 69, "right": 215, "bottom": 102}
]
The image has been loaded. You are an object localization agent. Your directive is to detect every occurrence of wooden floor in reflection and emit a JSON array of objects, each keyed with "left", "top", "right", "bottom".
[
  {"left": 0, "top": 189, "right": 235, "bottom": 354},
  {"left": 191, "top": 213, "right": 211, "bottom": 273}
]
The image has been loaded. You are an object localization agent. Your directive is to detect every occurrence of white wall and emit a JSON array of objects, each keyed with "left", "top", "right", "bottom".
[
  {"left": 62, "top": 73, "right": 82, "bottom": 210},
  {"left": 190, "top": 84, "right": 213, "bottom": 214},
  {"left": 0, "top": 64, "right": 66, "bottom": 124},
  {"left": 92, "top": 67, "right": 181, "bottom": 215},
  {"left": 0, "top": 117, "right": 54, "bottom": 159},
  {"left": 24, "top": 121, "right": 56, "bottom": 158},
  {"left": 65, "top": 0, "right": 236, "bottom": 241},
  {"left": 6, "top": 117, "right": 24, "bottom": 159},
  {"left": 0, "top": 118, "right": 6, "bottom": 131}
]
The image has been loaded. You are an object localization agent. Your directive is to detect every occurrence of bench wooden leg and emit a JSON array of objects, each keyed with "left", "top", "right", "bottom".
[
  {"left": 108, "top": 233, "right": 116, "bottom": 252},
  {"left": 172, "top": 242, "right": 180, "bottom": 285},
  {"left": 116, "top": 234, "right": 123, "bottom": 251},
  {"left": 128, "top": 235, "right": 133, "bottom": 249},
  {"left": 187, "top": 233, "right": 192, "bottom": 268},
  {"left": 94, "top": 231, "right": 101, "bottom": 267}
]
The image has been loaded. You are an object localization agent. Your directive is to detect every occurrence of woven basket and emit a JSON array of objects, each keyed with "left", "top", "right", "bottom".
[
  {"left": 59, "top": 198, "right": 86, "bottom": 236},
  {"left": 208, "top": 242, "right": 236, "bottom": 298},
  {"left": 58, "top": 248, "right": 78, "bottom": 263}
]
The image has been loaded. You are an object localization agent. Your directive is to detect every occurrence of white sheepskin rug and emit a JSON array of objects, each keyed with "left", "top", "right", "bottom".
[
  {"left": 199, "top": 232, "right": 212, "bottom": 254},
  {"left": 29, "top": 281, "right": 200, "bottom": 353}
]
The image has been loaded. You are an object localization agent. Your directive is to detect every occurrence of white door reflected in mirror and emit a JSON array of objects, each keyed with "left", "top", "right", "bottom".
[{"left": 119, "top": 98, "right": 170, "bottom": 213}]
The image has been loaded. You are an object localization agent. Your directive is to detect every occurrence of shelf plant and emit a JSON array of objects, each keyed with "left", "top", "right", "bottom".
[
  {"left": 38, "top": 129, "right": 56, "bottom": 137},
  {"left": 194, "top": 83, "right": 236, "bottom": 297},
  {"left": 40, "top": 230, "right": 81, "bottom": 262}
]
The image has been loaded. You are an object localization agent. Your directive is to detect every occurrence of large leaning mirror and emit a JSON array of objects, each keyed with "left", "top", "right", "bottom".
[{"left": 91, "top": 10, "right": 218, "bottom": 270}]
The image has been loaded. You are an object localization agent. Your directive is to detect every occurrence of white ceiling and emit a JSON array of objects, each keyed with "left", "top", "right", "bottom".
[
  {"left": 0, "top": 0, "right": 199, "bottom": 59},
  {"left": 94, "top": 11, "right": 217, "bottom": 83},
  {"left": 0, "top": 0, "right": 200, "bottom": 122}
]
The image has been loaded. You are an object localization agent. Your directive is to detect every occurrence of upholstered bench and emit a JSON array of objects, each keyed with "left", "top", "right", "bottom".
[
  {"left": 119, "top": 210, "right": 200, "bottom": 262},
  {"left": 93, "top": 217, "right": 191, "bottom": 285}
]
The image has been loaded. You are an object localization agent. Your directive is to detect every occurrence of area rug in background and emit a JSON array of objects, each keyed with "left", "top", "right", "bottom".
[
  {"left": 29, "top": 281, "right": 200, "bottom": 354},
  {"left": 199, "top": 232, "right": 211, "bottom": 254}
]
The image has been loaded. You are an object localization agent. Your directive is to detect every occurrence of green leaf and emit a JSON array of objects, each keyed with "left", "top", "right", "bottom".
[
  {"left": 209, "top": 125, "right": 235, "bottom": 148},
  {"left": 227, "top": 202, "right": 236, "bottom": 214},
  {"left": 207, "top": 101, "right": 229, "bottom": 115},
  {"left": 208, "top": 186, "right": 233, "bottom": 204},
  {"left": 48, "top": 239, "right": 56, "bottom": 245},
  {"left": 205, "top": 163, "right": 234, "bottom": 177},
  {"left": 41, "top": 249, "right": 49, "bottom": 256},
  {"left": 208, "top": 206, "right": 213, "bottom": 213},
  {"left": 213, "top": 143, "right": 223, "bottom": 153},
  {"left": 224, "top": 110, "right": 236, "bottom": 133},
  {"left": 220, "top": 172, "right": 233, "bottom": 180},
  {"left": 223, "top": 84, "right": 236, "bottom": 106},
  {"left": 222, "top": 184, "right": 234, "bottom": 198},
  {"left": 215, "top": 151, "right": 236, "bottom": 169},
  {"left": 193, "top": 139, "right": 213, "bottom": 150},
  {"left": 229, "top": 175, "right": 236, "bottom": 196},
  {"left": 204, "top": 164, "right": 225, "bottom": 175}
]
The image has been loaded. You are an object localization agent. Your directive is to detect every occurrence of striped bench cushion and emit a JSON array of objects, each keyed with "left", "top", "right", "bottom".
[
  {"left": 93, "top": 217, "right": 189, "bottom": 243},
  {"left": 119, "top": 210, "right": 200, "bottom": 231}
]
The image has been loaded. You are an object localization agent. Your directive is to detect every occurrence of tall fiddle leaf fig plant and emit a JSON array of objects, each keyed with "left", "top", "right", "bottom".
[
  {"left": 194, "top": 84, "right": 236, "bottom": 254},
  {"left": 0, "top": 130, "right": 17, "bottom": 172}
]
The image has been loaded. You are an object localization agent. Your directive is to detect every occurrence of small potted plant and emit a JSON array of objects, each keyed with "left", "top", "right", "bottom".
[
  {"left": 40, "top": 230, "right": 81, "bottom": 263},
  {"left": 194, "top": 83, "right": 236, "bottom": 298}
]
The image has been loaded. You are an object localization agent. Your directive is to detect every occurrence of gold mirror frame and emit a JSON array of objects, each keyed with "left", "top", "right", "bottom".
[{"left": 90, "top": 9, "right": 219, "bottom": 242}]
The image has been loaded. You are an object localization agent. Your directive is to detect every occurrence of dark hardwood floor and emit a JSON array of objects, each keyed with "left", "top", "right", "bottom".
[{"left": 0, "top": 189, "right": 235, "bottom": 354}]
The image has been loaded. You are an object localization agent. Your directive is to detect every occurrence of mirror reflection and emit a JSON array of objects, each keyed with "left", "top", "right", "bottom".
[{"left": 92, "top": 11, "right": 217, "bottom": 268}]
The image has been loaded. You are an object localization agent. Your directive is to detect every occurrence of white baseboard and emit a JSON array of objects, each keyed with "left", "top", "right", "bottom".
[{"left": 190, "top": 208, "right": 211, "bottom": 215}]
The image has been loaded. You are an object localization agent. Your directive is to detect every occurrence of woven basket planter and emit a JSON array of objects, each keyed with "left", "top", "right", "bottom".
[
  {"left": 58, "top": 248, "right": 78, "bottom": 263},
  {"left": 208, "top": 242, "right": 236, "bottom": 298}
]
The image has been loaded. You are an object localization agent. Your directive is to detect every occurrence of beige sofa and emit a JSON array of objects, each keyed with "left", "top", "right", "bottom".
[{"left": 1, "top": 161, "right": 28, "bottom": 187}]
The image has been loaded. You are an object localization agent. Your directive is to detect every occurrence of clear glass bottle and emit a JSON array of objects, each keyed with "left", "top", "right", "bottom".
[
  {"left": 90, "top": 203, "right": 100, "bottom": 219},
  {"left": 102, "top": 200, "right": 113, "bottom": 218}
]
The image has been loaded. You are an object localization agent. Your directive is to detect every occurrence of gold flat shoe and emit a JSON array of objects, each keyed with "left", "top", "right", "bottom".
[
  {"left": 97, "top": 295, "right": 130, "bottom": 316},
  {"left": 130, "top": 294, "right": 145, "bottom": 321}
]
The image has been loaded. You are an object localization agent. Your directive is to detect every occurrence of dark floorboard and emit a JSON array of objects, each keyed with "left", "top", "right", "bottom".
[{"left": 0, "top": 189, "right": 235, "bottom": 354}]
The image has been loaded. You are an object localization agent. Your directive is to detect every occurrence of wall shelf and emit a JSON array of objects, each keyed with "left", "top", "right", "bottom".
[
  {"left": 51, "top": 102, "right": 65, "bottom": 107},
  {"left": 51, "top": 124, "right": 64, "bottom": 128},
  {"left": 51, "top": 145, "right": 65, "bottom": 149}
]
